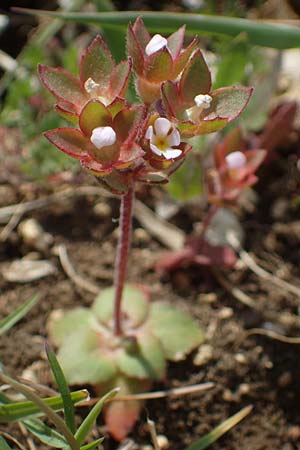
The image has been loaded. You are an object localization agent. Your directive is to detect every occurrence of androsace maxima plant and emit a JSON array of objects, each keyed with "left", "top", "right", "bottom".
[{"left": 39, "top": 18, "right": 252, "bottom": 440}]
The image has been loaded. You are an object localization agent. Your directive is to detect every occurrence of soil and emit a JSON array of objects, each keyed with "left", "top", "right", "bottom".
[{"left": 0, "top": 144, "right": 300, "bottom": 450}]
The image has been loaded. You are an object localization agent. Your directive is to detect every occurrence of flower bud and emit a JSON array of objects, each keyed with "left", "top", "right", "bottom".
[
  {"left": 225, "top": 151, "right": 247, "bottom": 170},
  {"left": 91, "top": 126, "right": 117, "bottom": 149},
  {"left": 145, "top": 34, "right": 168, "bottom": 56}
]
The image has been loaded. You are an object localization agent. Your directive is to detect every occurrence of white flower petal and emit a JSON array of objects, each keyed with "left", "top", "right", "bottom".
[
  {"left": 194, "top": 94, "right": 212, "bottom": 109},
  {"left": 145, "top": 34, "right": 168, "bottom": 56},
  {"left": 145, "top": 125, "right": 153, "bottom": 140},
  {"left": 150, "top": 143, "right": 163, "bottom": 156},
  {"left": 90, "top": 126, "right": 116, "bottom": 149},
  {"left": 168, "top": 128, "right": 181, "bottom": 146},
  {"left": 153, "top": 117, "right": 171, "bottom": 136},
  {"left": 162, "top": 148, "right": 182, "bottom": 159},
  {"left": 225, "top": 151, "right": 247, "bottom": 170}
]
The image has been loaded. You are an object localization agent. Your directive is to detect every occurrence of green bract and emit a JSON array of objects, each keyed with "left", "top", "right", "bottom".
[{"left": 48, "top": 284, "right": 204, "bottom": 440}]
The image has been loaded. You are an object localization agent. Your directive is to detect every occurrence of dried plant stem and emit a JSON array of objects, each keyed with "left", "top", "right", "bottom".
[
  {"left": 113, "top": 186, "right": 135, "bottom": 336},
  {"left": 227, "top": 232, "right": 300, "bottom": 299}
]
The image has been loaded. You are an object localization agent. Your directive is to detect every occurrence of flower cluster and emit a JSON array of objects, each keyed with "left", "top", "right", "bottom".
[{"left": 39, "top": 18, "right": 253, "bottom": 194}]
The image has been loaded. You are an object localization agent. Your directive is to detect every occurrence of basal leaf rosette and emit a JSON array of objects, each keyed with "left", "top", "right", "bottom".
[
  {"left": 45, "top": 100, "right": 146, "bottom": 194},
  {"left": 162, "top": 50, "right": 253, "bottom": 137},
  {"left": 127, "top": 17, "right": 198, "bottom": 104},
  {"left": 38, "top": 35, "right": 131, "bottom": 123},
  {"left": 206, "top": 128, "right": 266, "bottom": 205},
  {"left": 48, "top": 284, "right": 203, "bottom": 441}
]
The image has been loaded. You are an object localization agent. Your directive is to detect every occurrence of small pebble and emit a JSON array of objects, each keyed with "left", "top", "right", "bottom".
[
  {"left": 156, "top": 435, "right": 169, "bottom": 449},
  {"left": 134, "top": 228, "right": 150, "bottom": 244},
  {"left": 193, "top": 344, "right": 213, "bottom": 366},
  {"left": 199, "top": 293, "right": 217, "bottom": 304},
  {"left": 287, "top": 425, "right": 300, "bottom": 441},
  {"left": 238, "top": 383, "right": 250, "bottom": 395},
  {"left": 277, "top": 371, "right": 292, "bottom": 387},
  {"left": 218, "top": 307, "right": 233, "bottom": 320},
  {"left": 93, "top": 202, "right": 111, "bottom": 218},
  {"left": 234, "top": 353, "right": 247, "bottom": 364}
]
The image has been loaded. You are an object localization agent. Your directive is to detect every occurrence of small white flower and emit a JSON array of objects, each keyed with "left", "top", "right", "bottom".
[
  {"left": 145, "top": 34, "right": 168, "bottom": 56},
  {"left": 225, "top": 151, "right": 247, "bottom": 170},
  {"left": 194, "top": 94, "right": 212, "bottom": 109},
  {"left": 146, "top": 118, "right": 182, "bottom": 160},
  {"left": 90, "top": 126, "right": 117, "bottom": 149},
  {"left": 186, "top": 94, "right": 212, "bottom": 121}
]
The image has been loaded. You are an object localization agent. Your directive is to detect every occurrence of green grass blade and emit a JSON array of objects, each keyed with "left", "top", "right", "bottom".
[
  {"left": 0, "top": 295, "right": 39, "bottom": 336},
  {"left": 0, "top": 435, "right": 13, "bottom": 450},
  {"left": 0, "top": 390, "right": 88, "bottom": 422},
  {"left": 185, "top": 405, "right": 253, "bottom": 450},
  {"left": 46, "top": 344, "right": 76, "bottom": 434},
  {"left": 80, "top": 438, "right": 104, "bottom": 450},
  {"left": 23, "top": 418, "right": 69, "bottom": 449},
  {"left": 13, "top": 9, "right": 300, "bottom": 49},
  {"left": 75, "top": 388, "right": 119, "bottom": 446}
]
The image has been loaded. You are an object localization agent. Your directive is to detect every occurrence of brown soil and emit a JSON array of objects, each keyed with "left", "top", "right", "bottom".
[{"left": 1, "top": 147, "right": 300, "bottom": 450}]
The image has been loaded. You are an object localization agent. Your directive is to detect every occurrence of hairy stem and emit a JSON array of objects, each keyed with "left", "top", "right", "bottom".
[{"left": 113, "top": 186, "right": 135, "bottom": 336}]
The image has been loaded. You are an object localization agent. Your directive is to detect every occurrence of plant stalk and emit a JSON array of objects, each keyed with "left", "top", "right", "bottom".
[{"left": 113, "top": 186, "right": 135, "bottom": 336}]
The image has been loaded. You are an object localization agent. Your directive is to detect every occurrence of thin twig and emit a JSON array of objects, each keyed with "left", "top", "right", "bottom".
[
  {"left": 227, "top": 232, "right": 300, "bottom": 299},
  {"left": 242, "top": 328, "right": 300, "bottom": 344},
  {"left": 80, "top": 382, "right": 214, "bottom": 406},
  {"left": 0, "top": 202, "right": 26, "bottom": 241},
  {"left": 211, "top": 267, "right": 256, "bottom": 308},
  {"left": 147, "top": 418, "right": 160, "bottom": 450},
  {"left": 0, "top": 431, "right": 27, "bottom": 450},
  {"left": 56, "top": 244, "right": 100, "bottom": 295},
  {"left": 18, "top": 422, "right": 36, "bottom": 450}
]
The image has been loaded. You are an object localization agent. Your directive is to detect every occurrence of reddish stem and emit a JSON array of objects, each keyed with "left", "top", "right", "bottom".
[
  {"left": 113, "top": 186, "right": 135, "bottom": 336},
  {"left": 200, "top": 204, "right": 218, "bottom": 240}
]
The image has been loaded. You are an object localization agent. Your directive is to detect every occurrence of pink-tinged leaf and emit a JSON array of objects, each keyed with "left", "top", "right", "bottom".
[
  {"left": 95, "top": 171, "right": 130, "bottom": 194},
  {"left": 44, "top": 128, "right": 90, "bottom": 158},
  {"left": 38, "top": 65, "right": 86, "bottom": 109},
  {"left": 215, "top": 127, "right": 245, "bottom": 168},
  {"left": 205, "top": 86, "right": 253, "bottom": 122},
  {"left": 179, "top": 50, "right": 211, "bottom": 102},
  {"left": 136, "top": 171, "right": 169, "bottom": 184},
  {"left": 55, "top": 104, "right": 78, "bottom": 125},
  {"left": 79, "top": 100, "right": 112, "bottom": 137},
  {"left": 172, "top": 37, "right": 199, "bottom": 78},
  {"left": 135, "top": 76, "right": 161, "bottom": 105},
  {"left": 110, "top": 59, "right": 132, "bottom": 98},
  {"left": 107, "top": 97, "right": 127, "bottom": 118},
  {"left": 126, "top": 24, "right": 144, "bottom": 75},
  {"left": 156, "top": 248, "right": 195, "bottom": 272},
  {"left": 245, "top": 149, "right": 266, "bottom": 173},
  {"left": 79, "top": 35, "right": 114, "bottom": 87},
  {"left": 132, "top": 17, "right": 151, "bottom": 50},
  {"left": 80, "top": 156, "right": 113, "bottom": 176},
  {"left": 161, "top": 80, "right": 180, "bottom": 117},
  {"left": 114, "top": 105, "right": 145, "bottom": 145},
  {"left": 167, "top": 26, "right": 185, "bottom": 59},
  {"left": 145, "top": 47, "right": 173, "bottom": 82},
  {"left": 103, "top": 377, "right": 151, "bottom": 441},
  {"left": 190, "top": 237, "right": 237, "bottom": 268}
]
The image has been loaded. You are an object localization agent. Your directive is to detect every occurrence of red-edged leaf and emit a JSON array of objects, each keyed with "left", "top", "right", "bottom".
[
  {"left": 179, "top": 50, "right": 211, "bottom": 102},
  {"left": 79, "top": 100, "right": 112, "bottom": 137},
  {"left": 110, "top": 59, "right": 132, "bottom": 98},
  {"left": 172, "top": 37, "right": 199, "bottom": 78},
  {"left": 145, "top": 47, "right": 173, "bottom": 82},
  {"left": 126, "top": 24, "right": 144, "bottom": 75},
  {"left": 178, "top": 118, "right": 228, "bottom": 137},
  {"left": 245, "top": 149, "right": 266, "bottom": 173},
  {"left": 113, "top": 105, "right": 145, "bottom": 145},
  {"left": 44, "top": 128, "right": 90, "bottom": 158},
  {"left": 79, "top": 35, "right": 114, "bottom": 87},
  {"left": 107, "top": 97, "right": 127, "bottom": 118},
  {"left": 132, "top": 17, "right": 151, "bottom": 50},
  {"left": 215, "top": 127, "right": 245, "bottom": 168},
  {"left": 80, "top": 156, "right": 113, "bottom": 176},
  {"left": 55, "top": 104, "right": 78, "bottom": 125},
  {"left": 167, "top": 26, "right": 185, "bottom": 59},
  {"left": 38, "top": 65, "right": 86, "bottom": 109},
  {"left": 161, "top": 80, "right": 180, "bottom": 117},
  {"left": 205, "top": 86, "right": 253, "bottom": 122}
]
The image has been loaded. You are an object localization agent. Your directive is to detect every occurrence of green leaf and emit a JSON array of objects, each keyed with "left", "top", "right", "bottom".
[
  {"left": 93, "top": 284, "right": 149, "bottom": 328},
  {"left": 179, "top": 50, "right": 211, "bottom": 102},
  {"left": 23, "top": 418, "right": 69, "bottom": 449},
  {"left": 57, "top": 327, "right": 117, "bottom": 384},
  {"left": 46, "top": 344, "right": 76, "bottom": 434},
  {"left": 75, "top": 388, "right": 118, "bottom": 446},
  {"left": 205, "top": 86, "right": 252, "bottom": 122},
  {"left": 149, "top": 302, "right": 204, "bottom": 361},
  {"left": 184, "top": 405, "right": 253, "bottom": 450},
  {"left": 79, "top": 100, "right": 112, "bottom": 137},
  {"left": 48, "top": 308, "right": 95, "bottom": 346},
  {"left": 80, "top": 438, "right": 104, "bottom": 450},
  {"left": 0, "top": 294, "right": 39, "bottom": 336},
  {"left": 0, "top": 435, "right": 13, "bottom": 450},
  {"left": 117, "top": 332, "right": 166, "bottom": 380},
  {"left": 145, "top": 48, "right": 173, "bottom": 82},
  {"left": 15, "top": 9, "right": 300, "bottom": 49},
  {"left": 0, "top": 390, "right": 88, "bottom": 422}
]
